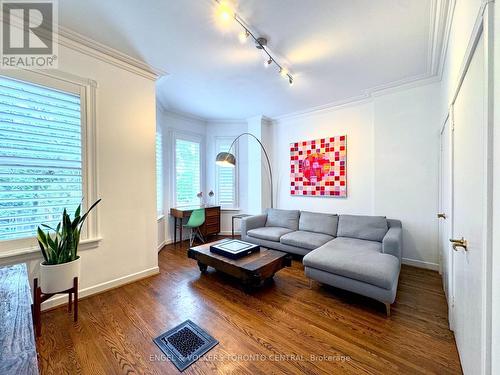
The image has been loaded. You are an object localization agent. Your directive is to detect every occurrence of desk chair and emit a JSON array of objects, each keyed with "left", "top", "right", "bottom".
[{"left": 184, "top": 208, "right": 205, "bottom": 246}]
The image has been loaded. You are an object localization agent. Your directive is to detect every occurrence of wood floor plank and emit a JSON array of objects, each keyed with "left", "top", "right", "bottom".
[{"left": 36, "top": 238, "right": 462, "bottom": 374}]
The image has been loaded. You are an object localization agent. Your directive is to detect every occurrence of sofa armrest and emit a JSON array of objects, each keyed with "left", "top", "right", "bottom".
[
  {"left": 382, "top": 219, "right": 402, "bottom": 261},
  {"left": 240, "top": 214, "right": 267, "bottom": 237}
]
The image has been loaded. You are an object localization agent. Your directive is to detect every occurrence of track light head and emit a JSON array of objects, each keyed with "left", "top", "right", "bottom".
[
  {"left": 238, "top": 29, "right": 250, "bottom": 44},
  {"left": 264, "top": 58, "right": 273, "bottom": 68},
  {"left": 289, "top": 77, "right": 294, "bottom": 86}
]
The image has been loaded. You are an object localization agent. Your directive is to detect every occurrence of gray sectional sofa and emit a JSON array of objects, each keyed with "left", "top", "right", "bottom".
[{"left": 241, "top": 209, "right": 402, "bottom": 315}]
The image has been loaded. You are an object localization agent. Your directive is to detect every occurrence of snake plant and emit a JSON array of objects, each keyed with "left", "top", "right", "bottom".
[{"left": 37, "top": 199, "right": 101, "bottom": 265}]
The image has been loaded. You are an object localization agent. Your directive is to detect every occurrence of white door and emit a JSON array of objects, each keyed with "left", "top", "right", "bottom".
[
  {"left": 451, "top": 33, "right": 486, "bottom": 375},
  {"left": 439, "top": 118, "right": 453, "bottom": 315}
]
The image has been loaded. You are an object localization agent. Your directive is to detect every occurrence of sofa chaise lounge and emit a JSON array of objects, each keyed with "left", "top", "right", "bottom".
[{"left": 240, "top": 209, "right": 402, "bottom": 315}]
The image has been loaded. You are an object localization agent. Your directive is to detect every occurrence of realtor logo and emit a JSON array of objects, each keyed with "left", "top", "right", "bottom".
[{"left": 1, "top": 0, "right": 58, "bottom": 68}]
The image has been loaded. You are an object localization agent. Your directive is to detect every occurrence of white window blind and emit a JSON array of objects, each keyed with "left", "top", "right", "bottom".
[
  {"left": 216, "top": 138, "right": 237, "bottom": 208},
  {"left": 0, "top": 75, "right": 82, "bottom": 241},
  {"left": 156, "top": 131, "right": 163, "bottom": 216},
  {"left": 175, "top": 138, "right": 200, "bottom": 206}
]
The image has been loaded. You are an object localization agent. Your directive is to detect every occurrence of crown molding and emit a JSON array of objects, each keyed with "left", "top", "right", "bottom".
[
  {"left": 435, "top": 0, "right": 456, "bottom": 78},
  {"left": 271, "top": 94, "right": 372, "bottom": 122},
  {"left": 272, "top": 72, "right": 441, "bottom": 122},
  {"left": 27, "top": 69, "right": 98, "bottom": 88},
  {"left": 206, "top": 118, "right": 247, "bottom": 125},
  {"left": 158, "top": 107, "right": 209, "bottom": 124},
  {"left": 158, "top": 100, "right": 248, "bottom": 124},
  {"left": 427, "top": 0, "right": 448, "bottom": 76},
  {"left": 57, "top": 26, "right": 168, "bottom": 81},
  {"left": 370, "top": 73, "right": 441, "bottom": 98},
  {"left": 4, "top": 12, "right": 167, "bottom": 81}
]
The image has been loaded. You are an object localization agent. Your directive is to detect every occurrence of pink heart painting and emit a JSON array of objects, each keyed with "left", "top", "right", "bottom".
[{"left": 290, "top": 135, "right": 347, "bottom": 197}]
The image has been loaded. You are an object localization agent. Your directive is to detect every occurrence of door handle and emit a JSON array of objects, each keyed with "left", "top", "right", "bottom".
[
  {"left": 449, "top": 237, "right": 468, "bottom": 251},
  {"left": 437, "top": 213, "right": 447, "bottom": 219}
]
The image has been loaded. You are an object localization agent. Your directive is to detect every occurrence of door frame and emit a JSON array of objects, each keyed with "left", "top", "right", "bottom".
[
  {"left": 439, "top": 112, "right": 454, "bottom": 329},
  {"left": 441, "top": 2, "right": 494, "bottom": 373}
]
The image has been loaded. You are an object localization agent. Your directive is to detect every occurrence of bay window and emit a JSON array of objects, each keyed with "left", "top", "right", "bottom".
[
  {"left": 174, "top": 135, "right": 201, "bottom": 206},
  {"left": 215, "top": 137, "right": 238, "bottom": 209}
]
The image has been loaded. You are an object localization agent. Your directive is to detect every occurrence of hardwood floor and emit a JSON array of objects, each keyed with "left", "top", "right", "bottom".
[{"left": 36, "top": 239, "right": 462, "bottom": 374}]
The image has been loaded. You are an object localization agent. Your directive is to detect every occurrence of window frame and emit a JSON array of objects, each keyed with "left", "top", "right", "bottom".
[
  {"left": 156, "top": 129, "right": 163, "bottom": 217},
  {"left": 215, "top": 136, "right": 239, "bottom": 210},
  {"left": 0, "top": 69, "right": 100, "bottom": 257},
  {"left": 171, "top": 130, "right": 204, "bottom": 208}
]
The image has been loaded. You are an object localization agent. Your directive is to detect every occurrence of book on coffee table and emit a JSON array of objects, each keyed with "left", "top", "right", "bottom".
[{"left": 209, "top": 239, "right": 260, "bottom": 259}]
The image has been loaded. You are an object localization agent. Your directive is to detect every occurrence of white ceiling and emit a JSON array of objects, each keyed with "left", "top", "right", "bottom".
[{"left": 59, "top": 0, "right": 438, "bottom": 120}]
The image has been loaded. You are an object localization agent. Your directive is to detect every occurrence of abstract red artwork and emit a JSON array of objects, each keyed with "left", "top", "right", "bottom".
[{"left": 290, "top": 135, "right": 347, "bottom": 197}]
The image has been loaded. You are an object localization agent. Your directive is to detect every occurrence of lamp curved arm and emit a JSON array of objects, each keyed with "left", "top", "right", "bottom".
[{"left": 226, "top": 132, "right": 273, "bottom": 209}]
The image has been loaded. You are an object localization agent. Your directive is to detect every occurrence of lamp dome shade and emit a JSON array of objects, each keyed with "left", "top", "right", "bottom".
[{"left": 216, "top": 152, "right": 236, "bottom": 167}]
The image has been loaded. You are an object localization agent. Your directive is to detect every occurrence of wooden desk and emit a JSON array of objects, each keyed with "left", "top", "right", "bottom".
[
  {"left": 0, "top": 263, "right": 39, "bottom": 375},
  {"left": 170, "top": 205, "right": 221, "bottom": 244}
]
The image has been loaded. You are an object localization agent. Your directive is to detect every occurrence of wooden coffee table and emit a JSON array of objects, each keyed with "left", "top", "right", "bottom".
[{"left": 188, "top": 239, "right": 292, "bottom": 291}]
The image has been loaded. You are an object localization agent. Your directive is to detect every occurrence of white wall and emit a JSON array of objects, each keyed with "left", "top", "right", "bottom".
[
  {"left": 273, "top": 83, "right": 441, "bottom": 269},
  {"left": 439, "top": 0, "right": 484, "bottom": 114},
  {"left": 373, "top": 84, "right": 441, "bottom": 268},
  {"left": 0, "top": 40, "right": 159, "bottom": 309},
  {"left": 246, "top": 116, "right": 274, "bottom": 214},
  {"left": 493, "top": 0, "right": 500, "bottom": 369},
  {"left": 274, "top": 102, "right": 374, "bottom": 214}
]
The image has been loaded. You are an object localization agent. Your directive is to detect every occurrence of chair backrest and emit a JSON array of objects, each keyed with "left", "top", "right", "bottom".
[{"left": 187, "top": 208, "right": 205, "bottom": 227}]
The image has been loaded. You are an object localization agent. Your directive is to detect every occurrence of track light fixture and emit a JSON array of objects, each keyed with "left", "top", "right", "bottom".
[
  {"left": 214, "top": 0, "right": 294, "bottom": 86},
  {"left": 238, "top": 29, "right": 250, "bottom": 44}
]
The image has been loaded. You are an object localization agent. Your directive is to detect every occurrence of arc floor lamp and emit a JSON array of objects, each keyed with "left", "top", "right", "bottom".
[{"left": 215, "top": 132, "right": 274, "bottom": 208}]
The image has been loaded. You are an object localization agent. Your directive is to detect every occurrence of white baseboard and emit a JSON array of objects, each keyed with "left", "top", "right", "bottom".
[
  {"left": 41, "top": 266, "right": 160, "bottom": 311},
  {"left": 157, "top": 240, "right": 167, "bottom": 251},
  {"left": 157, "top": 238, "right": 177, "bottom": 251},
  {"left": 219, "top": 231, "right": 240, "bottom": 236},
  {"left": 402, "top": 258, "right": 440, "bottom": 271}
]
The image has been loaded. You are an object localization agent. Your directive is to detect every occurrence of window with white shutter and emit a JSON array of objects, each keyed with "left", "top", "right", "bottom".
[
  {"left": 156, "top": 131, "right": 163, "bottom": 216},
  {"left": 0, "top": 75, "right": 83, "bottom": 241},
  {"left": 215, "top": 137, "right": 238, "bottom": 209},
  {"left": 174, "top": 137, "right": 201, "bottom": 206}
]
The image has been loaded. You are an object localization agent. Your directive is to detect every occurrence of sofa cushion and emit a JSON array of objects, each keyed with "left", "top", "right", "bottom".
[
  {"left": 242, "top": 234, "right": 311, "bottom": 256},
  {"left": 337, "top": 215, "right": 388, "bottom": 242},
  {"left": 280, "top": 231, "right": 334, "bottom": 250},
  {"left": 299, "top": 211, "right": 338, "bottom": 236},
  {"left": 247, "top": 227, "right": 293, "bottom": 242},
  {"left": 265, "top": 208, "right": 300, "bottom": 231},
  {"left": 303, "top": 237, "right": 399, "bottom": 290}
]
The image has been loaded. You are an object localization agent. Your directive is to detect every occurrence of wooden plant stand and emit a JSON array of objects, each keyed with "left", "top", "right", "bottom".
[{"left": 32, "top": 277, "right": 78, "bottom": 337}]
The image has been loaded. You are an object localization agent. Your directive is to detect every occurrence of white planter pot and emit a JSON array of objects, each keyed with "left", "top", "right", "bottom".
[{"left": 40, "top": 257, "right": 81, "bottom": 294}]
